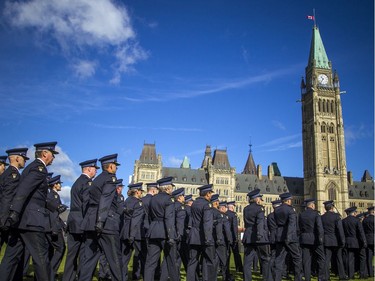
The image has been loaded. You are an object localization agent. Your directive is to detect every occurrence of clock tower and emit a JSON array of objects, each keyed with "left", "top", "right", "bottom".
[{"left": 300, "top": 25, "right": 349, "bottom": 214}]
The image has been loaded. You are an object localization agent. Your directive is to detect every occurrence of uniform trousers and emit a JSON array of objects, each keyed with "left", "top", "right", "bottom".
[
  {"left": 79, "top": 231, "right": 122, "bottom": 281},
  {"left": 0, "top": 230, "right": 53, "bottom": 281},
  {"left": 358, "top": 247, "right": 367, "bottom": 278},
  {"left": 131, "top": 239, "right": 147, "bottom": 280},
  {"left": 324, "top": 247, "right": 345, "bottom": 280},
  {"left": 366, "top": 245, "right": 374, "bottom": 277},
  {"left": 144, "top": 239, "right": 178, "bottom": 281},
  {"left": 229, "top": 242, "right": 243, "bottom": 272},
  {"left": 47, "top": 231, "right": 66, "bottom": 277},
  {"left": 120, "top": 239, "right": 138, "bottom": 281},
  {"left": 344, "top": 248, "right": 357, "bottom": 279},
  {"left": 243, "top": 244, "right": 271, "bottom": 281},
  {"left": 62, "top": 232, "right": 85, "bottom": 281},
  {"left": 0, "top": 230, "right": 25, "bottom": 281},
  {"left": 98, "top": 251, "right": 111, "bottom": 279},
  {"left": 180, "top": 239, "right": 190, "bottom": 271},
  {"left": 186, "top": 244, "right": 216, "bottom": 281},
  {"left": 274, "top": 242, "right": 302, "bottom": 281},
  {"left": 301, "top": 244, "right": 325, "bottom": 281},
  {"left": 216, "top": 243, "right": 230, "bottom": 281},
  {"left": 269, "top": 244, "right": 277, "bottom": 280}
]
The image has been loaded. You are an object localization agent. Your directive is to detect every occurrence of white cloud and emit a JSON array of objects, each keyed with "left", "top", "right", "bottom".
[
  {"left": 255, "top": 134, "right": 302, "bottom": 152},
  {"left": 59, "top": 185, "right": 72, "bottom": 205},
  {"left": 345, "top": 124, "right": 373, "bottom": 146},
  {"left": 168, "top": 156, "right": 183, "bottom": 167},
  {"left": 272, "top": 120, "right": 286, "bottom": 131},
  {"left": 4, "top": 0, "right": 147, "bottom": 82},
  {"left": 72, "top": 60, "right": 97, "bottom": 78}
]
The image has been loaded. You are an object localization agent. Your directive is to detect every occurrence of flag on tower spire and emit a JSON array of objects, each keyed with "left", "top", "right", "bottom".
[{"left": 307, "top": 9, "right": 317, "bottom": 26}]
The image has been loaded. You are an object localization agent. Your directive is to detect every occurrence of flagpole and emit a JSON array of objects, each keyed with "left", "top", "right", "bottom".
[{"left": 313, "top": 8, "right": 316, "bottom": 26}]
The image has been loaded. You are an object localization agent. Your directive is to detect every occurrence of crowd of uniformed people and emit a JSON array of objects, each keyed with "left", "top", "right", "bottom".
[{"left": 0, "top": 142, "right": 373, "bottom": 281}]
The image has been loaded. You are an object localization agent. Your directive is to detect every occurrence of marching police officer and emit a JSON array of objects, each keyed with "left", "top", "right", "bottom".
[
  {"left": 134, "top": 182, "right": 160, "bottom": 280},
  {"left": 362, "top": 206, "right": 375, "bottom": 277},
  {"left": 227, "top": 200, "right": 244, "bottom": 273},
  {"left": 46, "top": 175, "right": 68, "bottom": 279},
  {"left": 242, "top": 188, "right": 271, "bottom": 281},
  {"left": 80, "top": 154, "right": 122, "bottom": 281},
  {"left": 0, "top": 141, "right": 59, "bottom": 281},
  {"left": 186, "top": 184, "right": 215, "bottom": 281},
  {"left": 180, "top": 194, "right": 194, "bottom": 270},
  {"left": 342, "top": 206, "right": 367, "bottom": 280},
  {"left": 321, "top": 200, "right": 346, "bottom": 280},
  {"left": 171, "top": 187, "right": 187, "bottom": 276},
  {"left": 0, "top": 148, "right": 29, "bottom": 254},
  {"left": 363, "top": 206, "right": 374, "bottom": 277},
  {"left": 211, "top": 194, "right": 224, "bottom": 278},
  {"left": 218, "top": 201, "right": 233, "bottom": 281},
  {"left": 267, "top": 199, "right": 282, "bottom": 280},
  {"left": 63, "top": 159, "right": 99, "bottom": 281},
  {"left": 298, "top": 198, "right": 325, "bottom": 281},
  {"left": 273, "top": 192, "right": 302, "bottom": 281},
  {"left": 120, "top": 182, "right": 145, "bottom": 281},
  {"left": 144, "top": 177, "right": 178, "bottom": 281}
]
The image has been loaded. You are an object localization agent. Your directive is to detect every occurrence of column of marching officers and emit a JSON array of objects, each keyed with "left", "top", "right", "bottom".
[{"left": 0, "top": 143, "right": 374, "bottom": 281}]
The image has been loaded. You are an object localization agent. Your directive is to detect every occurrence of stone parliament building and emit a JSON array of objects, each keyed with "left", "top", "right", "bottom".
[{"left": 131, "top": 25, "right": 374, "bottom": 226}]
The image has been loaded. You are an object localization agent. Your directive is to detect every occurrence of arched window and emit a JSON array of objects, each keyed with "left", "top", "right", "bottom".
[{"left": 328, "top": 186, "right": 336, "bottom": 201}]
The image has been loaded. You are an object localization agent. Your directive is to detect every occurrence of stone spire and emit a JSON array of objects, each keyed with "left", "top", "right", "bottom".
[{"left": 242, "top": 143, "right": 256, "bottom": 175}]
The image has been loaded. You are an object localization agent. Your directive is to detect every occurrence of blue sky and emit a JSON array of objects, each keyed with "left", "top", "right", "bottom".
[{"left": 0, "top": 0, "right": 373, "bottom": 204}]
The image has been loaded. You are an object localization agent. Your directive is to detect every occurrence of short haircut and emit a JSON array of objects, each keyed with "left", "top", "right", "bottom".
[
  {"left": 199, "top": 190, "right": 211, "bottom": 197},
  {"left": 324, "top": 204, "right": 333, "bottom": 212},
  {"left": 35, "top": 150, "right": 43, "bottom": 158},
  {"left": 159, "top": 185, "right": 170, "bottom": 193}
]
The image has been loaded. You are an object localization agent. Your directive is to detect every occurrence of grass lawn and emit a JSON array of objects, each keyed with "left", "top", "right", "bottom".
[{"left": 1, "top": 245, "right": 374, "bottom": 281}]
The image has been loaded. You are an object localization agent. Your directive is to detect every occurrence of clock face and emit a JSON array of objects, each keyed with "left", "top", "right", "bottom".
[{"left": 318, "top": 74, "right": 329, "bottom": 85}]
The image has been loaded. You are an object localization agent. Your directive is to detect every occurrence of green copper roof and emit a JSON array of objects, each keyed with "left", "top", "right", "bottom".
[
  {"left": 180, "top": 156, "right": 191, "bottom": 168},
  {"left": 308, "top": 26, "right": 330, "bottom": 69}
]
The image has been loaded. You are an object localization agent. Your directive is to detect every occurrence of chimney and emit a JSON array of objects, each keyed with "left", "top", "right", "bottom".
[
  {"left": 257, "top": 164, "right": 262, "bottom": 180},
  {"left": 268, "top": 164, "right": 274, "bottom": 181},
  {"left": 347, "top": 171, "right": 353, "bottom": 185}
]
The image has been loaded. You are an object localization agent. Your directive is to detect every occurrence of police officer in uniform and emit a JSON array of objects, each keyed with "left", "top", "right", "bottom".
[
  {"left": 0, "top": 141, "right": 59, "bottom": 281},
  {"left": 180, "top": 194, "right": 194, "bottom": 271},
  {"left": 63, "top": 159, "right": 99, "bottom": 281},
  {"left": 242, "top": 189, "right": 271, "bottom": 281},
  {"left": 210, "top": 194, "right": 224, "bottom": 278},
  {"left": 363, "top": 206, "right": 374, "bottom": 277},
  {"left": 144, "top": 177, "right": 178, "bottom": 281},
  {"left": 267, "top": 199, "right": 282, "bottom": 280},
  {"left": 171, "top": 187, "right": 187, "bottom": 276},
  {"left": 273, "top": 192, "right": 302, "bottom": 281},
  {"left": 186, "top": 184, "right": 215, "bottom": 281},
  {"left": 120, "top": 182, "right": 145, "bottom": 281},
  {"left": 218, "top": 201, "right": 233, "bottom": 281},
  {"left": 342, "top": 206, "right": 367, "bottom": 280},
  {"left": 298, "top": 198, "right": 325, "bottom": 281},
  {"left": 321, "top": 200, "right": 346, "bottom": 280},
  {"left": 46, "top": 175, "right": 68, "bottom": 279},
  {"left": 134, "top": 182, "right": 160, "bottom": 280},
  {"left": 80, "top": 154, "right": 122, "bottom": 281},
  {"left": 0, "top": 148, "right": 29, "bottom": 254},
  {"left": 362, "top": 206, "right": 374, "bottom": 278},
  {"left": 227, "top": 200, "right": 244, "bottom": 273}
]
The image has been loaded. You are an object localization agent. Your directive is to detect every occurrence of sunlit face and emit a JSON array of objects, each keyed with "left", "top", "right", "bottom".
[
  {"left": 43, "top": 150, "right": 55, "bottom": 166},
  {"left": 55, "top": 182, "right": 62, "bottom": 191},
  {"left": 18, "top": 156, "right": 27, "bottom": 169}
]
